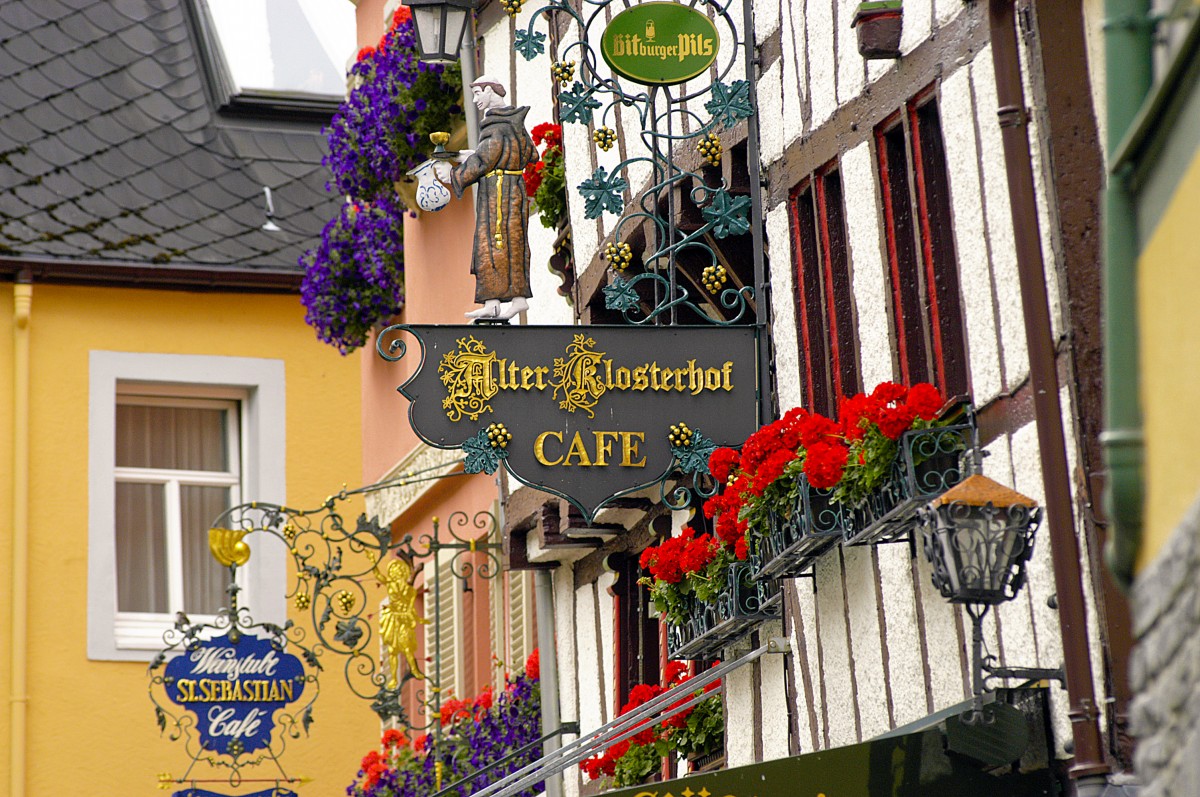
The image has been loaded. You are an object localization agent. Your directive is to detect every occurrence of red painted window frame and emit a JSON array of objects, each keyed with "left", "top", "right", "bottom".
[
  {"left": 789, "top": 163, "right": 860, "bottom": 418},
  {"left": 874, "top": 87, "right": 969, "bottom": 397}
]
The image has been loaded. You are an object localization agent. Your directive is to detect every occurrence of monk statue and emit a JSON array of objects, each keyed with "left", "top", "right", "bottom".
[{"left": 436, "top": 77, "right": 538, "bottom": 322}]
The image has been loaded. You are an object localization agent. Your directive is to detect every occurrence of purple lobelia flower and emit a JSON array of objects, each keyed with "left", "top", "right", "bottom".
[{"left": 299, "top": 192, "right": 406, "bottom": 354}]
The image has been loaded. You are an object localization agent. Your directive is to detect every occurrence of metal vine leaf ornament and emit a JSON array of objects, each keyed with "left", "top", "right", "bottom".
[
  {"left": 515, "top": 0, "right": 763, "bottom": 328},
  {"left": 149, "top": 484, "right": 501, "bottom": 792}
]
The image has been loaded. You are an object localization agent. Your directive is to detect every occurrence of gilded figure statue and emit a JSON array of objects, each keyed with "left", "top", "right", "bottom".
[{"left": 374, "top": 556, "right": 428, "bottom": 688}]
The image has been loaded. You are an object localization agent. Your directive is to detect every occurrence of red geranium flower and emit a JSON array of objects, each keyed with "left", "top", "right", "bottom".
[
  {"left": 525, "top": 648, "right": 540, "bottom": 680},
  {"left": 708, "top": 447, "right": 740, "bottom": 482},
  {"left": 803, "top": 441, "right": 849, "bottom": 489},
  {"left": 906, "top": 382, "right": 944, "bottom": 420}
]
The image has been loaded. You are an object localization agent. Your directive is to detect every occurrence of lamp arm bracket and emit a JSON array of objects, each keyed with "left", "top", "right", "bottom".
[
  {"left": 981, "top": 661, "right": 1066, "bottom": 689},
  {"left": 766, "top": 636, "right": 791, "bottom": 655}
]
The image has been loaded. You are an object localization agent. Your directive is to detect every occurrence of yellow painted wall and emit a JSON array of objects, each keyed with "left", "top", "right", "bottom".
[
  {"left": 0, "top": 282, "right": 378, "bottom": 796},
  {"left": 1138, "top": 147, "right": 1200, "bottom": 570}
]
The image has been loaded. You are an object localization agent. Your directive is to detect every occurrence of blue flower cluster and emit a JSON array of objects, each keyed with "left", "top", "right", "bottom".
[
  {"left": 300, "top": 193, "right": 406, "bottom": 355},
  {"left": 325, "top": 18, "right": 464, "bottom": 202},
  {"left": 300, "top": 14, "right": 465, "bottom": 353}
]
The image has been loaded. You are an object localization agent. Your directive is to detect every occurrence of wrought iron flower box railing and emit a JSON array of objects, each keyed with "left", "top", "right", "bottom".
[
  {"left": 751, "top": 480, "right": 842, "bottom": 580},
  {"left": 749, "top": 410, "right": 979, "bottom": 577},
  {"left": 840, "top": 416, "right": 978, "bottom": 547},
  {"left": 666, "top": 561, "right": 780, "bottom": 661}
]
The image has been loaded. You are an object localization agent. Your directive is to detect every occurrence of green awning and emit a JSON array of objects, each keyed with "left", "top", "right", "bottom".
[{"left": 598, "top": 701, "right": 1056, "bottom": 797}]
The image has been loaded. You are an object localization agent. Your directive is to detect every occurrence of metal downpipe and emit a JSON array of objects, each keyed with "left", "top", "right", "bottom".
[
  {"left": 1100, "top": 0, "right": 1151, "bottom": 587},
  {"left": 10, "top": 276, "right": 31, "bottom": 797},
  {"left": 534, "top": 570, "right": 563, "bottom": 797},
  {"left": 986, "top": 0, "right": 1110, "bottom": 782}
]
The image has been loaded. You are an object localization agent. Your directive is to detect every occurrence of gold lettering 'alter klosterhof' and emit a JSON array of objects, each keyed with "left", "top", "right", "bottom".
[{"left": 438, "top": 334, "right": 735, "bottom": 422}]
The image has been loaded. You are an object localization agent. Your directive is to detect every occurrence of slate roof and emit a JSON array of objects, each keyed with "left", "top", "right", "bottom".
[{"left": 0, "top": 0, "right": 342, "bottom": 277}]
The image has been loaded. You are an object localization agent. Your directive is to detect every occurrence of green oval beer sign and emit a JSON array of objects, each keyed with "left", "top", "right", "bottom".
[{"left": 601, "top": 2, "right": 719, "bottom": 86}]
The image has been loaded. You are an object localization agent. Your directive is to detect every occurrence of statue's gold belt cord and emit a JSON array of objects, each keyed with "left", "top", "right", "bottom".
[{"left": 486, "top": 169, "right": 525, "bottom": 250}]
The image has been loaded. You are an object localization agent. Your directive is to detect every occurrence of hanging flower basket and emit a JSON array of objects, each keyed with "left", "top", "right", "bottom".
[{"left": 852, "top": 0, "right": 903, "bottom": 60}]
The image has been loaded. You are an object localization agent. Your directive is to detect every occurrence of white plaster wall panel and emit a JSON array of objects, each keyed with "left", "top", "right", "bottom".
[
  {"left": 574, "top": 582, "right": 605, "bottom": 733},
  {"left": 913, "top": 549, "right": 969, "bottom": 710},
  {"left": 982, "top": 433, "right": 1040, "bottom": 677},
  {"left": 815, "top": 552, "right": 859, "bottom": 746},
  {"left": 1020, "top": 66, "right": 1065, "bottom": 342},
  {"left": 554, "top": 566, "right": 581, "bottom": 797},
  {"left": 791, "top": 580, "right": 824, "bottom": 749},
  {"left": 900, "top": 0, "right": 932, "bottom": 55},
  {"left": 596, "top": 570, "right": 617, "bottom": 725},
  {"left": 1060, "top": 385, "right": 1111, "bottom": 735},
  {"left": 724, "top": 651, "right": 756, "bottom": 766},
  {"left": 758, "top": 620, "right": 791, "bottom": 760},
  {"left": 512, "top": 27, "right": 575, "bottom": 327},
  {"left": 766, "top": 203, "right": 803, "bottom": 409},
  {"left": 806, "top": 0, "right": 837, "bottom": 128},
  {"left": 939, "top": 63, "right": 1004, "bottom": 403},
  {"left": 836, "top": 0, "right": 865, "bottom": 106},
  {"left": 481, "top": 22, "right": 512, "bottom": 90},
  {"left": 718, "top": 13, "right": 746, "bottom": 85},
  {"left": 842, "top": 546, "right": 890, "bottom": 739},
  {"left": 1008, "top": 420, "right": 1071, "bottom": 757},
  {"left": 758, "top": 60, "right": 785, "bottom": 165},
  {"left": 1082, "top": 0, "right": 1107, "bottom": 158},
  {"left": 563, "top": 118, "right": 600, "bottom": 269},
  {"left": 841, "top": 141, "right": 894, "bottom": 390},
  {"left": 755, "top": 0, "right": 780, "bottom": 41},
  {"left": 875, "top": 544, "right": 927, "bottom": 727},
  {"left": 866, "top": 57, "right": 891, "bottom": 87},
  {"left": 618, "top": 101, "right": 651, "bottom": 197},
  {"left": 595, "top": 131, "right": 623, "bottom": 242},
  {"left": 779, "top": 0, "right": 807, "bottom": 148},
  {"left": 934, "top": 0, "right": 961, "bottom": 28},
  {"left": 970, "top": 46, "right": 1029, "bottom": 388}
]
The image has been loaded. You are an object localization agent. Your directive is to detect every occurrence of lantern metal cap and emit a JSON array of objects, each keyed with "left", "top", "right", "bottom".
[{"left": 929, "top": 474, "right": 1038, "bottom": 509}]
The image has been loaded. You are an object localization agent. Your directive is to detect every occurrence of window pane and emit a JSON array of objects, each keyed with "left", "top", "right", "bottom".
[
  {"left": 116, "top": 404, "right": 230, "bottom": 471},
  {"left": 116, "top": 482, "right": 168, "bottom": 613},
  {"left": 878, "top": 122, "right": 931, "bottom": 386},
  {"left": 205, "top": 0, "right": 354, "bottom": 96},
  {"left": 182, "top": 485, "right": 234, "bottom": 616}
]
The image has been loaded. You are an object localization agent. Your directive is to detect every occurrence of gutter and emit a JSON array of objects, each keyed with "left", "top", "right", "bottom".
[
  {"left": 9, "top": 273, "right": 31, "bottom": 797},
  {"left": 986, "top": 0, "right": 1110, "bottom": 785},
  {"left": 1100, "top": 0, "right": 1152, "bottom": 587}
]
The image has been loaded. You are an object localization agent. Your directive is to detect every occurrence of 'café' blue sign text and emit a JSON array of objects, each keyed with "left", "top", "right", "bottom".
[{"left": 165, "top": 631, "right": 306, "bottom": 754}]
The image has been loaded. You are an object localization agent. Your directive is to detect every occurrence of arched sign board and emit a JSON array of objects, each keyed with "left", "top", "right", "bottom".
[
  {"left": 600, "top": 2, "right": 720, "bottom": 86},
  {"left": 164, "top": 631, "right": 306, "bottom": 756},
  {"left": 381, "top": 324, "right": 761, "bottom": 523}
]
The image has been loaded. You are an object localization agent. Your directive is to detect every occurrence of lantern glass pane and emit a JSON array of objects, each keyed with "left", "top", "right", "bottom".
[
  {"left": 443, "top": 7, "right": 469, "bottom": 54},
  {"left": 413, "top": 5, "right": 446, "bottom": 58}
]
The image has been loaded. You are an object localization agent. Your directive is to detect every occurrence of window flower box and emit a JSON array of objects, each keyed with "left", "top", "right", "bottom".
[
  {"left": 840, "top": 418, "right": 975, "bottom": 546},
  {"left": 666, "top": 561, "right": 780, "bottom": 661},
  {"left": 752, "top": 479, "right": 841, "bottom": 580}
]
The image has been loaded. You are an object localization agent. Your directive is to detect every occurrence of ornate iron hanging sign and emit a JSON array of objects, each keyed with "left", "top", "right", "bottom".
[
  {"left": 379, "top": 324, "right": 760, "bottom": 521},
  {"left": 600, "top": 2, "right": 720, "bottom": 85},
  {"left": 164, "top": 631, "right": 307, "bottom": 755}
]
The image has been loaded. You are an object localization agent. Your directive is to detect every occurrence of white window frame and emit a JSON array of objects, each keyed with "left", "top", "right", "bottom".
[{"left": 88, "top": 352, "right": 287, "bottom": 661}]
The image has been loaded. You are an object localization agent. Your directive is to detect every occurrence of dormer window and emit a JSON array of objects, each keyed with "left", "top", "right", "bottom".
[{"left": 187, "top": 0, "right": 356, "bottom": 119}]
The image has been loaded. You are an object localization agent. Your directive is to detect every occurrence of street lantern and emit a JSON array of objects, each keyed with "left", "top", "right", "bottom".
[
  {"left": 919, "top": 475, "right": 1061, "bottom": 721},
  {"left": 919, "top": 474, "right": 1040, "bottom": 605},
  {"left": 404, "top": 0, "right": 476, "bottom": 63}
]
